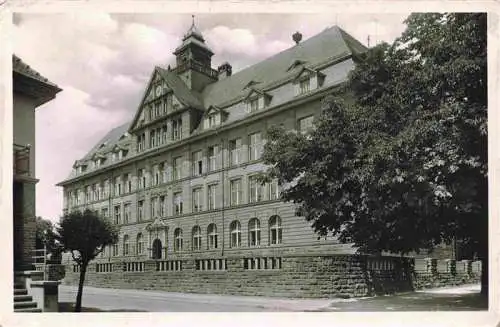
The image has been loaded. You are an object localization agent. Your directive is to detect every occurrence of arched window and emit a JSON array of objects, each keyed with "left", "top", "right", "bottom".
[
  {"left": 123, "top": 235, "right": 130, "bottom": 255},
  {"left": 230, "top": 220, "right": 241, "bottom": 248},
  {"left": 136, "top": 233, "right": 144, "bottom": 255},
  {"left": 207, "top": 223, "right": 218, "bottom": 249},
  {"left": 269, "top": 215, "right": 282, "bottom": 245},
  {"left": 192, "top": 226, "right": 202, "bottom": 251},
  {"left": 248, "top": 218, "right": 261, "bottom": 247},
  {"left": 174, "top": 228, "right": 183, "bottom": 252},
  {"left": 152, "top": 238, "right": 162, "bottom": 259}
]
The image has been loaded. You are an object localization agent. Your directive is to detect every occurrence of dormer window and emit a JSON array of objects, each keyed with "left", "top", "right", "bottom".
[
  {"left": 208, "top": 115, "right": 217, "bottom": 128},
  {"left": 299, "top": 78, "right": 310, "bottom": 94},
  {"left": 250, "top": 98, "right": 260, "bottom": 112}
]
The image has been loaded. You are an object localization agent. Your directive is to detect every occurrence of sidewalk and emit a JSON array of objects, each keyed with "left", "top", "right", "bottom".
[
  {"left": 315, "top": 284, "right": 487, "bottom": 311},
  {"left": 59, "top": 283, "right": 486, "bottom": 312}
]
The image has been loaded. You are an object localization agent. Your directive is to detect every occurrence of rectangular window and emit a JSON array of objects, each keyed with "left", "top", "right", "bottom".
[
  {"left": 162, "top": 162, "right": 169, "bottom": 182},
  {"left": 192, "top": 150, "right": 203, "bottom": 176},
  {"left": 174, "top": 192, "right": 183, "bottom": 215},
  {"left": 192, "top": 188, "right": 202, "bottom": 212},
  {"left": 269, "top": 179, "right": 279, "bottom": 200},
  {"left": 150, "top": 130, "right": 156, "bottom": 148},
  {"left": 249, "top": 97, "right": 259, "bottom": 112},
  {"left": 172, "top": 117, "right": 182, "bottom": 140},
  {"left": 208, "top": 184, "right": 217, "bottom": 210},
  {"left": 159, "top": 195, "right": 166, "bottom": 217},
  {"left": 153, "top": 165, "right": 160, "bottom": 186},
  {"left": 151, "top": 197, "right": 158, "bottom": 218},
  {"left": 207, "top": 145, "right": 218, "bottom": 171},
  {"left": 125, "top": 174, "right": 132, "bottom": 193},
  {"left": 138, "top": 200, "right": 144, "bottom": 222},
  {"left": 123, "top": 203, "right": 131, "bottom": 224},
  {"left": 173, "top": 157, "right": 182, "bottom": 180},
  {"left": 103, "top": 180, "right": 110, "bottom": 198},
  {"left": 208, "top": 115, "right": 217, "bottom": 128},
  {"left": 229, "top": 138, "right": 242, "bottom": 166},
  {"left": 298, "top": 115, "right": 314, "bottom": 133},
  {"left": 249, "top": 132, "right": 262, "bottom": 161},
  {"left": 138, "top": 169, "right": 145, "bottom": 189},
  {"left": 114, "top": 177, "right": 121, "bottom": 196},
  {"left": 299, "top": 78, "right": 310, "bottom": 94},
  {"left": 101, "top": 207, "right": 108, "bottom": 219},
  {"left": 161, "top": 125, "right": 168, "bottom": 144},
  {"left": 249, "top": 175, "right": 264, "bottom": 203},
  {"left": 112, "top": 244, "right": 119, "bottom": 257},
  {"left": 114, "top": 205, "right": 121, "bottom": 225},
  {"left": 230, "top": 179, "right": 242, "bottom": 206}
]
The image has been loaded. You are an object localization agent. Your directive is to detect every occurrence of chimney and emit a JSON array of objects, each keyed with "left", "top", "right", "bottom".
[
  {"left": 292, "top": 31, "right": 302, "bottom": 45},
  {"left": 217, "top": 62, "right": 232, "bottom": 79}
]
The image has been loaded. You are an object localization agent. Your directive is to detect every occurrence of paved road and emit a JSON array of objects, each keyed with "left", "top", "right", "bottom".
[
  {"left": 59, "top": 285, "right": 332, "bottom": 312},
  {"left": 59, "top": 284, "right": 486, "bottom": 312}
]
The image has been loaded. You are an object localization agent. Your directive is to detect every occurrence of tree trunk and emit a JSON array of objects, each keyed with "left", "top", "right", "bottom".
[{"left": 75, "top": 263, "right": 87, "bottom": 312}]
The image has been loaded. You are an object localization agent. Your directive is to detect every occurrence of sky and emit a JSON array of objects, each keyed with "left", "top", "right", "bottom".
[{"left": 12, "top": 13, "right": 409, "bottom": 222}]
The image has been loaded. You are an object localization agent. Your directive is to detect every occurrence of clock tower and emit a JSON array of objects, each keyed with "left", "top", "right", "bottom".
[{"left": 173, "top": 16, "right": 219, "bottom": 92}]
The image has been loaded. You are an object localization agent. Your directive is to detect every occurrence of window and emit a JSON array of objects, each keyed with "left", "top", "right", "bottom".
[
  {"left": 92, "top": 184, "right": 98, "bottom": 201},
  {"left": 85, "top": 186, "right": 91, "bottom": 203},
  {"left": 138, "top": 200, "right": 144, "bottom": 222},
  {"left": 114, "top": 177, "right": 121, "bottom": 196},
  {"left": 172, "top": 117, "right": 182, "bottom": 140},
  {"left": 174, "top": 228, "right": 183, "bottom": 252},
  {"left": 299, "top": 78, "right": 310, "bottom": 94},
  {"left": 248, "top": 218, "right": 261, "bottom": 247},
  {"left": 249, "top": 175, "right": 264, "bottom": 203},
  {"left": 249, "top": 132, "right": 262, "bottom": 161},
  {"left": 162, "top": 161, "right": 169, "bottom": 182},
  {"left": 103, "top": 180, "right": 110, "bottom": 198},
  {"left": 138, "top": 169, "right": 146, "bottom": 189},
  {"left": 152, "top": 239, "right": 162, "bottom": 259},
  {"left": 229, "top": 138, "right": 242, "bottom": 166},
  {"left": 230, "top": 179, "right": 242, "bottom": 206},
  {"left": 192, "top": 226, "right": 202, "bottom": 251},
  {"left": 150, "top": 130, "right": 156, "bottom": 148},
  {"left": 137, "top": 133, "right": 145, "bottom": 152},
  {"left": 161, "top": 125, "right": 168, "bottom": 144},
  {"left": 153, "top": 165, "right": 161, "bottom": 186},
  {"left": 192, "top": 150, "right": 203, "bottom": 176},
  {"left": 151, "top": 197, "right": 158, "bottom": 218},
  {"left": 269, "top": 179, "right": 279, "bottom": 200},
  {"left": 124, "top": 174, "right": 132, "bottom": 193},
  {"left": 208, "top": 114, "right": 217, "bottom": 128},
  {"left": 249, "top": 97, "right": 260, "bottom": 112},
  {"left": 208, "top": 146, "right": 218, "bottom": 171},
  {"left": 101, "top": 207, "right": 108, "bottom": 219},
  {"left": 123, "top": 203, "right": 131, "bottom": 224},
  {"left": 174, "top": 192, "right": 183, "bottom": 215},
  {"left": 123, "top": 235, "right": 130, "bottom": 256},
  {"left": 269, "top": 216, "right": 282, "bottom": 245},
  {"left": 298, "top": 115, "right": 314, "bottom": 133},
  {"left": 159, "top": 195, "right": 166, "bottom": 217},
  {"left": 192, "top": 188, "right": 202, "bottom": 212},
  {"left": 230, "top": 221, "right": 241, "bottom": 248},
  {"left": 112, "top": 244, "right": 119, "bottom": 256},
  {"left": 114, "top": 205, "right": 121, "bottom": 225},
  {"left": 136, "top": 233, "right": 144, "bottom": 255},
  {"left": 207, "top": 224, "right": 218, "bottom": 249},
  {"left": 207, "top": 184, "right": 217, "bottom": 210},
  {"left": 173, "top": 157, "right": 182, "bottom": 180}
]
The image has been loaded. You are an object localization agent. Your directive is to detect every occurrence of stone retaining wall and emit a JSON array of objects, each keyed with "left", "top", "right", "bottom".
[{"left": 62, "top": 255, "right": 482, "bottom": 298}]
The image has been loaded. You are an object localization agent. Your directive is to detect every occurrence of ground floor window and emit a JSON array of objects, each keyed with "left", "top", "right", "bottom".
[{"left": 152, "top": 239, "right": 162, "bottom": 259}]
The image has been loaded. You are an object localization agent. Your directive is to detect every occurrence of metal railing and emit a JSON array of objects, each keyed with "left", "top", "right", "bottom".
[
  {"left": 13, "top": 143, "right": 30, "bottom": 176},
  {"left": 32, "top": 248, "right": 47, "bottom": 280}
]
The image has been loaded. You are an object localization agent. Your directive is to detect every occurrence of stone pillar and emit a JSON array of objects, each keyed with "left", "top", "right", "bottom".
[{"left": 30, "top": 281, "right": 61, "bottom": 312}]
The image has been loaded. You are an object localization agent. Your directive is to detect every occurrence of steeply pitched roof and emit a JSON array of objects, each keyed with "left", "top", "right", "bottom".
[
  {"left": 13, "top": 54, "right": 61, "bottom": 89},
  {"left": 201, "top": 26, "right": 367, "bottom": 108},
  {"left": 156, "top": 67, "right": 204, "bottom": 110}
]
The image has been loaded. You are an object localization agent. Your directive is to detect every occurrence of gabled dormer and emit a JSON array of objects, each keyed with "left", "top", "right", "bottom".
[
  {"left": 292, "top": 66, "right": 326, "bottom": 96},
  {"left": 91, "top": 153, "right": 106, "bottom": 168},
  {"left": 111, "top": 144, "right": 128, "bottom": 162},
  {"left": 244, "top": 88, "right": 272, "bottom": 113},
  {"left": 203, "top": 105, "right": 228, "bottom": 130}
]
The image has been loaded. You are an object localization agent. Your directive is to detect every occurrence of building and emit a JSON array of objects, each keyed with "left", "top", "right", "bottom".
[
  {"left": 59, "top": 22, "right": 415, "bottom": 297},
  {"left": 13, "top": 54, "right": 62, "bottom": 311}
]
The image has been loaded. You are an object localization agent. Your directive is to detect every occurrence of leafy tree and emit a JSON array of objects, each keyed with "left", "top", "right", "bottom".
[
  {"left": 261, "top": 13, "right": 487, "bottom": 295},
  {"left": 35, "top": 217, "right": 62, "bottom": 262},
  {"left": 56, "top": 209, "right": 119, "bottom": 312}
]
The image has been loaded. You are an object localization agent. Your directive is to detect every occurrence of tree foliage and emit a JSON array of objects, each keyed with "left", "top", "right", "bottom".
[
  {"left": 56, "top": 209, "right": 118, "bottom": 311},
  {"left": 262, "top": 13, "right": 487, "bottom": 273},
  {"left": 35, "top": 217, "right": 62, "bottom": 262}
]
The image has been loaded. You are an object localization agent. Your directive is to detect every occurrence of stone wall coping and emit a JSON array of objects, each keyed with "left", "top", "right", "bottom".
[
  {"left": 31, "top": 280, "right": 61, "bottom": 287},
  {"left": 15, "top": 270, "right": 44, "bottom": 277}
]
